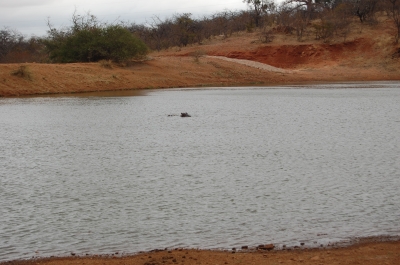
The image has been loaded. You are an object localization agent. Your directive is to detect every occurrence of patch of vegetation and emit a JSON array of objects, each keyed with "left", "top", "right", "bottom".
[
  {"left": 4, "top": 0, "right": 400, "bottom": 64},
  {"left": 259, "top": 28, "right": 274, "bottom": 43},
  {"left": 43, "top": 12, "right": 148, "bottom": 63},
  {"left": 191, "top": 50, "right": 206, "bottom": 63},
  {"left": 313, "top": 22, "right": 335, "bottom": 42},
  {"left": 99, "top": 60, "right": 113, "bottom": 69},
  {"left": 11, "top": 65, "right": 32, "bottom": 80}
]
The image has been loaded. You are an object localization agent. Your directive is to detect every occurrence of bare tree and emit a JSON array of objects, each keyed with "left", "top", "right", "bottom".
[
  {"left": 145, "top": 16, "right": 174, "bottom": 51},
  {"left": 286, "top": 0, "right": 343, "bottom": 10},
  {"left": 279, "top": 1, "right": 310, "bottom": 40},
  {"left": 332, "top": 2, "right": 352, "bottom": 41},
  {"left": 230, "top": 10, "right": 252, "bottom": 33},
  {"left": 316, "top": 0, "right": 344, "bottom": 10},
  {"left": 0, "top": 28, "right": 24, "bottom": 62},
  {"left": 211, "top": 11, "right": 231, "bottom": 37},
  {"left": 276, "top": 3, "right": 295, "bottom": 31},
  {"left": 294, "top": 10, "right": 309, "bottom": 40},
  {"left": 348, "top": 0, "right": 379, "bottom": 23},
  {"left": 198, "top": 16, "right": 214, "bottom": 40},
  {"left": 243, "top": 0, "right": 275, "bottom": 27},
  {"left": 285, "top": 0, "right": 314, "bottom": 12},
  {"left": 386, "top": 0, "right": 400, "bottom": 43},
  {"left": 285, "top": 0, "right": 347, "bottom": 18},
  {"left": 0, "top": 28, "right": 45, "bottom": 63},
  {"left": 313, "top": 3, "right": 351, "bottom": 42}
]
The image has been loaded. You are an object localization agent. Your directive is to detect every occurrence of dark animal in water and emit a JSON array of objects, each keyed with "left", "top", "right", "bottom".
[{"left": 181, "top": 112, "right": 191, "bottom": 117}]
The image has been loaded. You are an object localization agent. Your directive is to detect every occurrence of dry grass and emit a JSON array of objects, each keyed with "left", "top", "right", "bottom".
[
  {"left": 99, "top": 60, "right": 113, "bottom": 69},
  {"left": 11, "top": 65, "right": 33, "bottom": 80},
  {"left": 190, "top": 50, "right": 206, "bottom": 63}
]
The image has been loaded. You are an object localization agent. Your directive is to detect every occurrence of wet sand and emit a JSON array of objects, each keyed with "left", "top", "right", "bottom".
[{"left": 1, "top": 239, "right": 399, "bottom": 265}]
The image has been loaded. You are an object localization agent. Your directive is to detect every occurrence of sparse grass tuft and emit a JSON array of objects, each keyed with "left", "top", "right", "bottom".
[
  {"left": 191, "top": 50, "right": 206, "bottom": 63},
  {"left": 116, "top": 56, "right": 152, "bottom": 67},
  {"left": 11, "top": 65, "right": 33, "bottom": 80},
  {"left": 99, "top": 60, "right": 113, "bottom": 69}
]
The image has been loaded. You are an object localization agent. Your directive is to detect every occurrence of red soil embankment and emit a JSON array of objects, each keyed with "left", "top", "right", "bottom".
[{"left": 209, "top": 38, "right": 375, "bottom": 69}]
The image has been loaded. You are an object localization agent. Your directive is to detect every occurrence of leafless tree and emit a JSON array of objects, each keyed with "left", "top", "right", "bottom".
[
  {"left": 231, "top": 10, "right": 253, "bottom": 33},
  {"left": 0, "top": 28, "right": 45, "bottom": 63},
  {"left": 348, "top": 0, "right": 379, "bottom": 23},
  {"left": 313, "top": 4, "right": 351, "bottom": 42},
  {"left": 243, "top": 0, "right": 275, "bottom": 27},
  {"left": 284, "top": 0, "right": 348, "bottom": 19},
  {"left": 145, "top": 16, "right": 174, "bottom": 51},
  {"left": 0, "top": 28, "right": 25, "bottom": 62},
  {"left": 386, "top": 0, "right": 400, "bottom": 43},
  {"left": 285, "top": 0, "right": 314, "bottom": 12},
  {"left": 210, "top": 11, "right": 231, "bottom": 37}
]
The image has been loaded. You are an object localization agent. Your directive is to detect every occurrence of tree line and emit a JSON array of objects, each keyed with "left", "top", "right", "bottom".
[{"left": 1, "top": 0, "right": 400, "bottom": 64}]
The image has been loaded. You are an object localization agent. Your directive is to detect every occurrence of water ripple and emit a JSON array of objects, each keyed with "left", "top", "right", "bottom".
[{"left": 0, "top": 84, "right": 399, "bottom": 261}]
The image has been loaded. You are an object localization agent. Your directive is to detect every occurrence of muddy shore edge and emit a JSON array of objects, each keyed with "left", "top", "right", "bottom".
[{"left": 1, "top": 236, "right": 399, "bottom": 265}]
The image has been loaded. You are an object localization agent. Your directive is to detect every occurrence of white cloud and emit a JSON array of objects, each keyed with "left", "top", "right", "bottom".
[{"left": 0, "top": 0, "right": 57, "bottom": 8}]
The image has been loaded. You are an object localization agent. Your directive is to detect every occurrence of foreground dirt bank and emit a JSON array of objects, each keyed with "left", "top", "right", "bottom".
[{"left": 1, "top": 240, "right": 399, "bottom": 265}]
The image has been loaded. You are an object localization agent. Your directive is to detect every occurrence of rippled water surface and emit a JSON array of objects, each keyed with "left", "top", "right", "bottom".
[{"left": 1, "top": 83, "right": 400, "bottom": 261}]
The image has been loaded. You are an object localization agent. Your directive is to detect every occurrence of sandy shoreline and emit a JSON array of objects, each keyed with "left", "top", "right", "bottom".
[
  {"left": 1, "top": 54, "right": 399, "bottom": 97},
  {"left": 1, "top": 237, "right": 399, "bottom": 265}
]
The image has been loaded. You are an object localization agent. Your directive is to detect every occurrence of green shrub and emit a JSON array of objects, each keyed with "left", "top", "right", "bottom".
[
  {"left": 313, "top": 21, "right": 335, "bottom": 42},
  {"left": 43, "top": 13, "right": 148, "bottom": 63}
]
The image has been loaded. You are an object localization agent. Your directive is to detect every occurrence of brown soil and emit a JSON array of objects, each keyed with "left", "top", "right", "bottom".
[
  {"left": 1, "top": 17, "right": 400, "bottom": 97},
  {"left": 1, "top": 240, "right": 399, "bottom": 265}
]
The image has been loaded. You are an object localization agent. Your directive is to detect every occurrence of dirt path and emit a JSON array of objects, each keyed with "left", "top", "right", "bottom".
[{"left": 206, "top": 56, "right": 293, "bottom": 73}]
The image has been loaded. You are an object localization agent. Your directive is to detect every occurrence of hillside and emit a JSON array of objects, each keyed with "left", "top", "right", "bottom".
[{"left": 1, "top": 17, "right": 399, "bottom": 97}]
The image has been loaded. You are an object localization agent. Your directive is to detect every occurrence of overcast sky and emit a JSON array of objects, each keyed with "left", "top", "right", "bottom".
[{"left": 0, "top": 0, "right": 278, "bottom": 37}]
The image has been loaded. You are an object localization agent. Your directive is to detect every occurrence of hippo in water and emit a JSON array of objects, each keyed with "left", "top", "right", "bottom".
[{"left": 180, "top": 112, "right": 191, "bottom": 117}]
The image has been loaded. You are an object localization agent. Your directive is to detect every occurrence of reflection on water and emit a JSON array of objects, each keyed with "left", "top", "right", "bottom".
[{"left": 0, "top": 82, "right": 399, "bottom": 261}]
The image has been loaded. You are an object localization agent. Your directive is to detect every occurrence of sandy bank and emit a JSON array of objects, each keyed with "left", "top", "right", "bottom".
[
  {"left": 1, "top": 239, "right": 399, "bottom": 265},
  {"left": 1, "top": 55, "right": 399, "bottom": 97}
]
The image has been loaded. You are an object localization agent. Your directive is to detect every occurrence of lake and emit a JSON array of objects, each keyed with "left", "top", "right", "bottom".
[{"left": 0, "top": 82, "right": 399, "bottom": 261}]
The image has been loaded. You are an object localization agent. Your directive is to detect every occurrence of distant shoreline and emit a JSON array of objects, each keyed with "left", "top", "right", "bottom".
[
  {"left": 1, "top": 55, "right": 400, "bottom": 97},
  {"left": 2, "top": 16, "right": 400, "bottom": 98},
  {"left": 3, "top": 80, "right": 400, "bottom": 99}
]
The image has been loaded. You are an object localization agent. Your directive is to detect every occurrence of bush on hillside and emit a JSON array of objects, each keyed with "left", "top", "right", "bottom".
[{"left": 43, "top": 12, "right": 148, "bottom": 63}]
